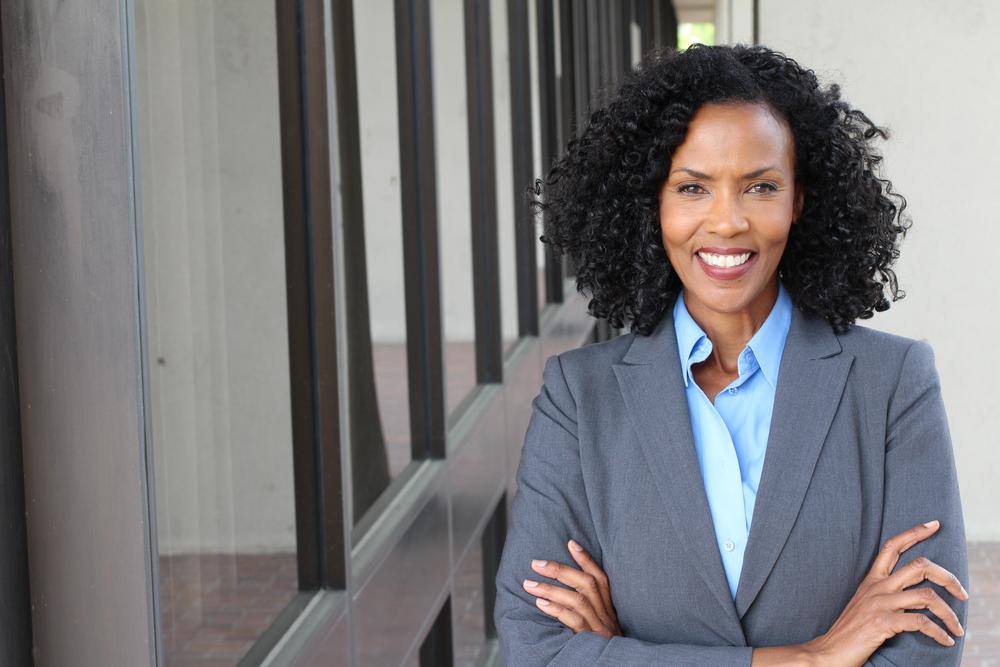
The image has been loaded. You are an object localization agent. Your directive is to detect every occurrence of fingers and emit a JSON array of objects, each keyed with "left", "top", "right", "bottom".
[
  {"left": 567, "top": 539, "right": 615, "bottom": 614},
  {"left": 531, "top": 595, "right": 589, "bottom": 633},
  {"left": 527, "top": 558, "right": 610, "bottom": 624},
  {"left": 522, "top": 576, "right": 604, "bottom": 631},
  {"left": 882, "top": 555, "right": 969, "bottom": 603},
  {"left": 884, "top": 586, "right": 965, "bottom": 638},
  {"left": 887, "top": 610, "right": 957, "bottom": 647},
  {"left": 869, "top": 520, "right": 940, "bottom": 579}
]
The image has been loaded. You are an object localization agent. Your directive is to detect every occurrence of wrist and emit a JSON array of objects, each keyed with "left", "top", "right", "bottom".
[
  {"left": 797, "top": 635, "right": 828, "bottom": 667},
  {"left": 751, "top": 639, "right": 822, "bottom": 667}
]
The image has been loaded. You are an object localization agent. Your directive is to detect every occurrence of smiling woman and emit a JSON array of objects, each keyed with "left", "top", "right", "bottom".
[
  {"left": 658, "top": 102, "right": 803, "bottom": 336},
  {"left": 494, "top": 43, "right": 969, "bottom": 667}
]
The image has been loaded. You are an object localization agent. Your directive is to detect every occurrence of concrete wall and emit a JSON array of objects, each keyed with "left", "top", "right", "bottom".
[{"left": 752, "top": 0, "right": 1000, "bottom": 540}]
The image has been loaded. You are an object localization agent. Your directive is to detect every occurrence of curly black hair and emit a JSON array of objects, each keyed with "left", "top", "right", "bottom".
[{"left": 530, "top": 43, "right": 911, "bottom": 336}]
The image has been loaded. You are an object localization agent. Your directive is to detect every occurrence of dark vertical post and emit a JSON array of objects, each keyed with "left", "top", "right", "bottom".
[
  {"left": 556, "top": 0, "right": 576, "bottom": 150},
  {"left": 597, "top": 0, "right": 611, "bottom": 106},
  {"left": 537, "top": 0, "right": 558, "bottom": 192},
  {"left": 634, "top": 0, "right": 655, "bottom": 58},
  {"left": 537, "top": 0, "right": 565, "bottom": 304},
  {"left": 275, "top": 0, "right": 346, "bottom": 588},
  {"left": 564, "top": 0, "right": 594, "bottom": 281},
  {"left": 464, "top": 0, "right": 503, "bottom": 383},
  {"left": 328, "top": 0, "right": 396, "bottom": 527},
  {"left": 572, "top": 0, "right": 591, "bottom": 134},
  {"left": 753, "top": 0, "right": 760, "bottom": 44},
  {"left": 481, "top": 493, "right": 507, "bottom": 639},
  {"left": 507, "top": 0, "right": 541, "bottom": 333},
  {"left": 653, "top": 0, "right": 679, "bottom": 50},
  {"left": 419, "top": 597, "right": 454, "bottom": 666},
  {"left": 585, "top": 0, "right": 600, "bottom": 112},
  {"left": 0, "top": 12, "right": 33, "bottom": 666},
  {"left": 620, "top": 0, "right": 634, "bottom": 74},
  {"left": 395, "top": 0, "right": 447, "bottom": 459}
]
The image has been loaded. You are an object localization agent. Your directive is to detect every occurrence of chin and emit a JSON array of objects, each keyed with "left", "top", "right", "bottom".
[{"left": 691, "top": 282, "right": 762, "bottom": 311}]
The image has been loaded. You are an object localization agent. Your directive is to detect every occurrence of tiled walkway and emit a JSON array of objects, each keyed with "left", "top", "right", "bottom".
[
  {"left": 158, "top": 543, "right": 999, "bottom": 665},
  {"left": 159, "top": 553, "right": 298, "bottom": 666},
  {"left": 963, "top": 541, "right": 1000, "bottom": 666}
]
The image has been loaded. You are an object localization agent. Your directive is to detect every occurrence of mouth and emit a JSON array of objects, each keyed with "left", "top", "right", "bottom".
[
  {"left": 694, "top": 249, "right": 758, "bottom": 279},
  {"left": 694, "top": 249, "right": 756, "bottom": 268}
]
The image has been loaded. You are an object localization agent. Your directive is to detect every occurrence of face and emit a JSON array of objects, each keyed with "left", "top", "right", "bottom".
[{"left": 658, "top": 102, "right": 804, "bottom": 319}]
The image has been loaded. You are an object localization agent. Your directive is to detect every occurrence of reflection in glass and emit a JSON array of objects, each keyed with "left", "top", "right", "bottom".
[
  {"left": 432, "top": 0, "right": 478, "bottom": 415},
  {"left": 134, "top": 1, "right": 298, "bottom": 663},
  {"left": 454, "top": 538, "right": 488, "bottom": 666},
  {"left": 352, "top": 0, "right": 413, "bottom": 525},
  {"left": 492, "top": 0, "right": 521, "bottom": 355},
  {"left": 528, "top": 0, "right": 549, "bottom": 312}
]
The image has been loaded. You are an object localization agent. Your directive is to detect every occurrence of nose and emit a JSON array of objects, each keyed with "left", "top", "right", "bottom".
[{"left": 705, "top": 192, "right": 750, "bottom": 236}]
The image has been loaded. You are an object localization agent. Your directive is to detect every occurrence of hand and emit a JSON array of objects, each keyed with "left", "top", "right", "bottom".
[
  {"left": 521, "top": 538, "right": 623, "bottom": 639},
  {"left": 802, "top": 520, "right": 969, "bottom": 667}
]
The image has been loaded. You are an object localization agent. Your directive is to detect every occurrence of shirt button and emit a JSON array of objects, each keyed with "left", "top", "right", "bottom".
[
  {"left": 723, "top": 540, "right": 736, "bottom": 552},
  {"left": 728, "top": 387, "right": 737, "bottom": 394}
]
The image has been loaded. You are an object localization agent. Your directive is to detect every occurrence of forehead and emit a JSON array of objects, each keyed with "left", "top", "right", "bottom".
[{"left": 672, "top": 102, "right": 795, "bottom": 169}]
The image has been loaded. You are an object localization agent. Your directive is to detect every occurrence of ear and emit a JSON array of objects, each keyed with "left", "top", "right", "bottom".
[{"left": 792, "top": 181, "right": 806, "bottom": 223}]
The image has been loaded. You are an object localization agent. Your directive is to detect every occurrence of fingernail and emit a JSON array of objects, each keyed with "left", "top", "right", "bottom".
[
  {"left": 946, "top": 635, "right": 955, "bottom": 646},
  {"left": 523, "top": 579, "right": 538, "bottom": 588},
  {"left": 568, "top": 539, "right": 583, "bottom": 552},
  {"left": 536, "top": 598, "right": 550, "bottom": 606},
  {"left": 532, "top": 559, "right": 547, "bottom": 568},
  {"left": 957, "top": 625, "right": 965, "bottom": 637},
  {"left": 962, "top": 586, "right": 970, "bottom": 600},
  {"left": 923, "top": 520, "right": 940, "bottom": 529}
]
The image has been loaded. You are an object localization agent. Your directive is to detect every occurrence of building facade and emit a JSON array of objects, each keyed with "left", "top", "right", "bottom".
[{"left": 0, "top": 1, "right": 679, "bottom": 664}]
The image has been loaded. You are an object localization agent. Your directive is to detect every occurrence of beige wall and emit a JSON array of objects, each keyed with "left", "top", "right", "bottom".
[{"left": 745, "top": 0, "right": 1000, "bottom": 540}]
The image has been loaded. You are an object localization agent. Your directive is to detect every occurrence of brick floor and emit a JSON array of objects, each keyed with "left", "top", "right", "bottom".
[
  {"left": 963, "top": 541, "right": 1000, "bottom": 666},
  {"left": 159, "top": 553, "right": 297, "bottom": 666},
  {"left": 157, "top": 542, "right": 999, "bottom": 665}
]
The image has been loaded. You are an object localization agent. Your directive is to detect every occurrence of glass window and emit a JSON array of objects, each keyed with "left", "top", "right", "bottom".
[
  {"left": 492, "top": 0, "right": 520, "bottom": 355},
  {"left": 352, "top": 0, "right": 415, "bottom": 523},
  {"left": 133, "top": 1, "right": 298, "bottom": 662},
  {"left": 528, "top": 0, "right": 548, "bottom": 310},
  {"left": 431, "top": 0, "right": 478, "bottom": 414}
]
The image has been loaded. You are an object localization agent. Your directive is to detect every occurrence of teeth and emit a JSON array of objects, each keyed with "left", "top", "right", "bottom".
[{"left": 697, "top": 251, "right": 752, "bottom": 268}]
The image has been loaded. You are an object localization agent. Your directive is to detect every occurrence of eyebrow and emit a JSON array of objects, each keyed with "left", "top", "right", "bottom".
[{"left": 669, "top": 165, "right": 781, "bottom": 180}]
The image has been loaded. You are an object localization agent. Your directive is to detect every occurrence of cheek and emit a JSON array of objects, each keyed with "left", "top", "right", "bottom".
[
  {"left": 762, "top": 219, "right": 794, "bottom": 248},
  {"left": 658, "top": 209, "right": 696, "bottom": 251}
]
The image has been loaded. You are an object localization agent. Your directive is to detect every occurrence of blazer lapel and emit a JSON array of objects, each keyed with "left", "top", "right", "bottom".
[
  {"left": 613, "top": 306, "right": 745, "bottom": 645},
  {"left": 734, "top": 305, "right": 854, "bottom": 618},
  {"left": 612, "top": 299, "right": 854, "bottom": 637}
]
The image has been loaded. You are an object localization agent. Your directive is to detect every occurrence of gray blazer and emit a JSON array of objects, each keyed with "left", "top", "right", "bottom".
[{"left": 495, "top": 302, "right": 969, "bottom": 666}]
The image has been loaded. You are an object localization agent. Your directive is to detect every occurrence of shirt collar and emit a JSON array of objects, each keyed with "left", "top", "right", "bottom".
[{"left": 672, "top": 279, "right": 793, "bottom": 390}]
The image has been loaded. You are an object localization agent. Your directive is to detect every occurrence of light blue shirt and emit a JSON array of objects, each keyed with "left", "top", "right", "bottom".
[{"left": 672, "top": 280, "right": 793, "bottom": 599}]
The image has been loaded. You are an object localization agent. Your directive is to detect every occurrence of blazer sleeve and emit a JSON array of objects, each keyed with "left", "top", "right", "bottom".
[
  {"left": 494, "top": 353, "right": 754, "bottom": 667},
  {"left": 863, "top": 340, "right": 969, "bottom": 667}
]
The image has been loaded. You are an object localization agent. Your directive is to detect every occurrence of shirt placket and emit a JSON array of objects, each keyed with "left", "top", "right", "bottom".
[
  {"left": 698, "top": 360, "right": 748, "bottom": 597},
  {"left": 693, "top": 346, "right": 756, "bottom": 599}
]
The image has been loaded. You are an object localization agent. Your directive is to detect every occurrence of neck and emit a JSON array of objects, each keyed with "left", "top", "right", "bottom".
[{"left": 683, "top": 278, "right": 779, "bottom": 375}]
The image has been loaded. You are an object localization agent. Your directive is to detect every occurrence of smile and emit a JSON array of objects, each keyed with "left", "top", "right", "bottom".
[
  {"left": 695, "top": 250, "right": 758, "bottom": 280},
  {"left": 696, "top": 251, "right": 754, "bottom": 268}
]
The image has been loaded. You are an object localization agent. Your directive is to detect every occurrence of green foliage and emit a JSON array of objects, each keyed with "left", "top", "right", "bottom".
[{"left": 677, "top": 22, "right": 716, "bottom": 50}]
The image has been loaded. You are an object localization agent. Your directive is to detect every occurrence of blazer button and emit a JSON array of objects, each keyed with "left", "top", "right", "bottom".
[{"left": 723, "top": 540, "right": 735, "bottom": 552}]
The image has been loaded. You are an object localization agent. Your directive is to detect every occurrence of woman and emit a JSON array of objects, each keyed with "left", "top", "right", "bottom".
[{"left": 493, "top": 44, "right": 969, "bottom": 666}]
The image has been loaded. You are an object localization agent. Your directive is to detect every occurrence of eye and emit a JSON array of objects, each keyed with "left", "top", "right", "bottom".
[
  {"left": 677, "top": 184, "right": 706, "bottom": 195},
  {"left": 749, "top": 182, "right": 778, "bottom": 194}
]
